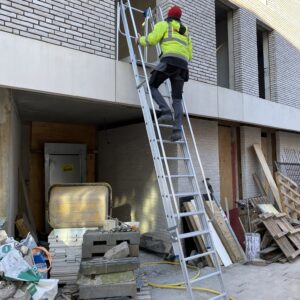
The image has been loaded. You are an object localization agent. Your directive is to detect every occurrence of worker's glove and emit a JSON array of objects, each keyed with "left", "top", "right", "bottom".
[{"left": 135, "top": 33, "right": 141, "bottom": 45}]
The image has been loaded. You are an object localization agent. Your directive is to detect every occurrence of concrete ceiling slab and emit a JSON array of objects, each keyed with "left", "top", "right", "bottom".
[{"left": 13, "top": 90, "right": 143, "bottom": 128}]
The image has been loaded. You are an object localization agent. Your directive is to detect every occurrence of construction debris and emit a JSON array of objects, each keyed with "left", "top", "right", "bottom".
[
  {"left": 78, "top": 229, "right": 140, "bottom": 299},
  {"left": 104, "top": 241, "right": 130, "bottom": 260},
  {"left": 0, "top": 232, "right": 58, "bottom": 300}
]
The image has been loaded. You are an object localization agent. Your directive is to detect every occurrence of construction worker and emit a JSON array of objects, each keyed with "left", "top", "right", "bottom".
[{"left": 136, "top": 5, "right": 192, "bottom": 141}]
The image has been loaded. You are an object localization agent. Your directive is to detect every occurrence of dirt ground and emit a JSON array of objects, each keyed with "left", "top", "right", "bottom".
[{"left": 139, "top": 251, "right": 300, "bottom": 300}]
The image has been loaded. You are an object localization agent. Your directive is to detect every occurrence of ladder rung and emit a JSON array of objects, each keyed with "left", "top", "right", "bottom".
[
  {"left": 165, "top": 157, "right": 189, "bottom": 161},
  {"left": 209, "top": 293, "right": 228, "bottom": 300},
  {"left": 179, "top": 230, "right": 209, "bottom": 239},
  {"left": 158, "top": 139, "right": 185, "bottom": 144},
  {"left": 184, "top": 250, "right": 214, "bottom": 262},
  {"left": 136, "top": 60, "right": 158, "bottom": 68},
  {"left": 179, "top": 211, "right": 204, "bottom": 218},
  {"left": 171, "top": 192, "right": 198, "bottom": 198},
  {"left": 157, "top": 124, "right": 173, "bottom": 128},
  {"left": 190, "top": 271, "right": 221, "bottom": 284},
  {"left": 166, "top": 174, "right": 194, "bottom": 179}
]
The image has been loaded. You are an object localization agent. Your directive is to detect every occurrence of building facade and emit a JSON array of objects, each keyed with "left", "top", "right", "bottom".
[{"left": 0, "top": 0, "right": 300, "bottom": 247}]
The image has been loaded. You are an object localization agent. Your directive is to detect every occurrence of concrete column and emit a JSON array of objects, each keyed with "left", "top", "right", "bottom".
[
  {"left": 240, "top": 126, "right": 261, "bottom": 198},
  {"left": 0, "top": 89, "right": 20, "bottom": 235}
]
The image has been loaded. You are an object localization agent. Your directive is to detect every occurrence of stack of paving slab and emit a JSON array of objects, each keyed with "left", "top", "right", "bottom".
[
  {"left": 49, "top": 228, "right": 96, "bottom": 284},
  {"left": 78, "top": 230, "right": 140, "bottom": 299}
]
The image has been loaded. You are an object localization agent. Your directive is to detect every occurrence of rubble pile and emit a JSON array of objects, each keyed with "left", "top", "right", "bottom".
[{"left": 0, "top": 230, "right": 58, "bottom": 300}]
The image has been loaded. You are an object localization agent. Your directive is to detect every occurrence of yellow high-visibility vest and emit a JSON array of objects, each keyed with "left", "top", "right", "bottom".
[{"left": 139, "top": 20, "right": 192, "bottom": 62}]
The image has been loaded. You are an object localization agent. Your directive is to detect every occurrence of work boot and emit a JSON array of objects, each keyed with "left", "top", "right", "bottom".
[
  {"left": 170, "top": 129, "right": 182, "bottom": 142},
  {"left": 157, "top": 112, "right": 173, "bottom": 124}
]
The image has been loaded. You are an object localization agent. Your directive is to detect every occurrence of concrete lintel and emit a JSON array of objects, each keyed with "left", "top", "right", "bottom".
[{"left": 0, "top": 31, "right": 116, "bottom": 103}]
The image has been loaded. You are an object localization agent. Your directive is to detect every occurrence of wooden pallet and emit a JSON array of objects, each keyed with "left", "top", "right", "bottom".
[
  {"left": 275, "top": 172, "right": 300, "bottom": 222},
  {"left": 260, "top": 213, "right": 300, "bottom": 260}
]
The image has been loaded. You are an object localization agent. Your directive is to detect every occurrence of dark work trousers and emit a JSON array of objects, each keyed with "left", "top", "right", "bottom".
[{"left": 149, "top": 62, "right": 188, "bottom": 131}]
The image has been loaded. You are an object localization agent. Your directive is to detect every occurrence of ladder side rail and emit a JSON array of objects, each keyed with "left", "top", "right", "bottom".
[
  {"left": 125, "top": 0, "right": 181, "bottom": 218},
  {"left": 119, "top": 1, "right": 177, "bottom": 230}
]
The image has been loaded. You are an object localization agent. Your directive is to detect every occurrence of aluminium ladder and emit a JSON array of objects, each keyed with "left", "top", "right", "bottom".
[{"left": 117, "top": 1, "right": 228, "bottom": 299}]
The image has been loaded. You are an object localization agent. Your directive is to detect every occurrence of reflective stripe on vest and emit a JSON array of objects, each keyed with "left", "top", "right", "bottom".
[{"left": 161, "top": 24, "right": 188, "bottom": 47}]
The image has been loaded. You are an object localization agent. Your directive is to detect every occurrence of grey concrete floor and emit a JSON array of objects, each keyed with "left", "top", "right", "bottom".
[{"left": 139, "top": 251, "right": 300, "bottom": 300}]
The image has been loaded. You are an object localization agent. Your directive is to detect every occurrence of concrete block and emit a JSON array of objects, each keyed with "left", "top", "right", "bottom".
[
  {"left": 104, "top": 242, "right": 129, "bottom": 260},
  {"left": 82, "top": 244, "right": 139, "bottom": 259},
  {"left": 83, "top": 230, "right": 140, "bottom": 246},
  {"left": 140, "top": 234, "right": 170, "bottom": 254},
  {"left": 78, "top": 271, "right": 136, "bottom": 299},
  {"left": 80, "top": 257, "right": 140, "bottom": 275}
]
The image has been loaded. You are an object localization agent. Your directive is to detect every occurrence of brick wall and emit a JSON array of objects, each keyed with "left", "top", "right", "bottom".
[
  {"left": 269, "top": 32, "right": 300, "bottom": 108},
  {"left": 0, "top": 0, "right": 115, "bottom": 59},
  {"left": 230, "top": 0, "right": 300, "bottom": 109},
  {"left": 232, "top": 8, "right": 259, "bottom": 97},
  {"left": 159, "top": 0, "right": 217, "bottom": 84},
  {"left": 178, "top": 118, "right": 220, "bottom": 200},
  {"left": 240, "top": 126, "right": 261, "bottom": 198}
]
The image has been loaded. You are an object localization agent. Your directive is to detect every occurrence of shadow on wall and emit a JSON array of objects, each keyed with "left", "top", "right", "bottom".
[{"left": 98, "top": 123, "right": 170, "bottom": 240}]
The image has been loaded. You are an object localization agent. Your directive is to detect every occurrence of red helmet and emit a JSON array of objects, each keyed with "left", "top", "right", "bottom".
[{"left": 168, "top": 5, "right": 182, "bottom": 19}]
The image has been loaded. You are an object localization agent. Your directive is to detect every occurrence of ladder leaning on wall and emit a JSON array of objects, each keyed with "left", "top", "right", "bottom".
[{"left": 117, "top": 1, "right": 229, "bottom": 299}]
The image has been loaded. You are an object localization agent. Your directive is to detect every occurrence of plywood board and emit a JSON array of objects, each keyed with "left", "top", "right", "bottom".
[
  {"left": 218, "top": 126, "right": 234, "bottom": 209},
  {"left": 253, "top": 144, "right": 283, "bottom": 211}
]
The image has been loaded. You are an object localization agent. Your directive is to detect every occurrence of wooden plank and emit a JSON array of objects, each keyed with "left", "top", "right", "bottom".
[
  {"left": 259, "top": 246, "right": 279, "bottom": 254},
  {"left": 253, "top": 144, "right": 282, "bottom": 211},
  {"left": 261, "top": 231, "right": 273, "bottom": 249},
  {"left": 204, "top": 201, "right": 246, "bottom": 263},
  {"left": 253, "top": 173, "right": 267, "bottom": 196},
  {"left": 190, "top": 201, "right": 232, "bottom": 267}
]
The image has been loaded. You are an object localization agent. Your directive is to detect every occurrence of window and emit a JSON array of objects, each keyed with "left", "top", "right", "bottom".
[
  {"left": 257, "top": 24, "right": 271, "bottom": 100},
  {"left": 215, "top": 1, "right": 235, "bottom": 89}
]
